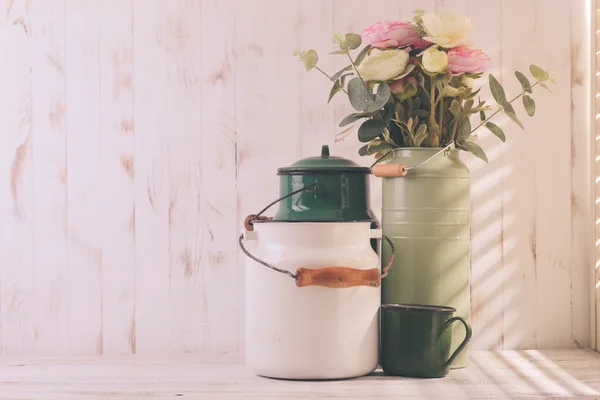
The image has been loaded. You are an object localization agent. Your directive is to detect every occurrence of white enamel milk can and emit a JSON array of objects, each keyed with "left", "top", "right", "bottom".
[{"left": 239, "top": 146, "right": 394, "bottom": 380}]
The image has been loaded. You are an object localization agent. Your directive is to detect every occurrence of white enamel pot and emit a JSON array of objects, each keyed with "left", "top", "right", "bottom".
[{"left": 239, "top": 220, "right": 394, "bottom": 380}]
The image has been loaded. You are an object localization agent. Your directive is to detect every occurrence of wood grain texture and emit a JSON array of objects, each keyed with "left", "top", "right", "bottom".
[
  {"left": 200, "top": 0, "right": 238, "bottom": 356},
  {"left": 65, "top": 0, "right": 103, "bottom": 355},
  {"left": 0, "top": 0, "right": 35, "bottom": 355},
  {"left": 0, "top": 0, "right": 594, "bottom": 356},
  {"left": 133, "top": 0, "right": 172, "bottom": 354},
  {"left": 30, "top": 0, "right": 69, "bottom": 355},
  {"left": 99, "top": 0, "right": 136, "bottom": 355},
  {"left": 468, "top": 0, "right": 505, "bottom": 351},
  {"left": 0, "top": 350, "right": 600, "bottom": 399}
]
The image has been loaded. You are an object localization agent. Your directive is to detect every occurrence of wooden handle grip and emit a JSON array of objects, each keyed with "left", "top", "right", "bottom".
[
  {"left": 295, "top": 267, "right": 381, "bottom": 288},
  {"left": 372, "top": 164, "right": 408, "bottom": 177}
]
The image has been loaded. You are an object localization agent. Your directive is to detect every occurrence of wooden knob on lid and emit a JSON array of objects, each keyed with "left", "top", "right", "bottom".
[{"left": 372, "top": 164, "right": 408, "bottom": 177}]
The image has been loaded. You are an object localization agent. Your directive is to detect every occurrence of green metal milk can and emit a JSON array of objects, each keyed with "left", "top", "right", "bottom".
[{"left": 376, "top": 147, "right": 471, "bottom": 369}]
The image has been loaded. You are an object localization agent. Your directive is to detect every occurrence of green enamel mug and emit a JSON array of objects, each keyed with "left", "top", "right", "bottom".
[{"left": 381, "top": 304, "right": 472, "bottom": 378}]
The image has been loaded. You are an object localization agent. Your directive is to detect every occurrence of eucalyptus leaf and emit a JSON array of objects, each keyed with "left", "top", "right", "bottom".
[
  {"left": 354, "top": 45, "right": 372, "bottom": 66},
  {"left": 449, "top": 100, "right": 462, "bottom": 117},
  {"left": 358, "top": 144, "right": 372, "bottom": 156},
  {"left": 304, "top": 49, "right": 318, "bottom": 71},
  {"left": 460, "top": 141, "right": 489, "bottom": 163},
  {"left": 340, "top": 41, "right": 350, "bottom": 52},
  {"left": 331, "top": 65, "right": 352, "bottom": 82},
  {"left": 358, "top": 119, "right": 385, "bottom": 142},
  {"left": 345, "top": 33, "right": 362, "bottom": 50},
  {"left": 523, "top": 95, "right": 535, "bottom": 117},
  {"left": 457, "top": 116, "right": 472, "bottom": 141},
  {"left": 489, "top": 74, "right": 507, "bottom": 105},
  {"left": 415, "top": 109, "right": 430, "bottom": 118},
  {"left": 328, "top": 80, "right": 341, "bottom": 103},
  {"left": 529, "top": 64, "right": 550, "bottom": 82},
  {"left": 414, "top": 124, "right": 428, "bottom": 147},
  {"left": 480, "top": 110, "right": 486, "bottom": 121},
  {"left": 485, "top": 122, "right": 506, "bottom": 142},
  {"left": 340, "top": 73, "right": 353, "bottom": 87},
  {"left": 366, "top": 82, "right": 391, "bottom": 112},
  {"left": 348, "top": 77, "right": 373, "bottom": 111},
  {"left": 503, "top": 102, "right": 524, "bottom": 130},
  {"left": 442, "top": 85, "right": 460, "bottom": 97},
  {"left": 539, "top": 81, "right": 552, "bottom": 92},
  {"left": 330, "top": 49, "right": 348, "bottom": 55},
  {"left": 515, "top": 71, "right": 532, "bottom": 93},
  {"left": 338, "top": 111, "right": 374, "bottom": 127}
]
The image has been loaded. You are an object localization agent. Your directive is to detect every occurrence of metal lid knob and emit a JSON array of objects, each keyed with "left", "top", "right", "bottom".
[{"left": 321, "top": 145, "right": 330, "bottom": 158}]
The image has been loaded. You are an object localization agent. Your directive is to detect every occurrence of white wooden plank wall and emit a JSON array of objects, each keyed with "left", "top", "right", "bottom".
[{"left": 0, "top": 0, "right": 592, "bottom": 356}]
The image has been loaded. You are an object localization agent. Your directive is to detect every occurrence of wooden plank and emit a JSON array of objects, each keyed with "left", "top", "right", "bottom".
[
  {"left": 0, "top": 0, "right": 35, "bottom": 355},
  {"left": 297, "top": 0, "right": 334, "bottom": 159},
  {"left": 468, "top": 0, "right": 504, "bottom": 350},
  {"left": 99, "top": 0, "right": 136, "bottom": 354},
  {"left": 434, "top": 0, "right": 469, "bottom": 13},
  {"left": 531, "top": 0, "right": 573, "bottom": 348},
  {"left": 162, "top": 0, "right": 203, "bottom": 354},
  {"left": 133, "top": 0, "right": 172, "bottom": 354},
  {"left": 0, "top": 350, "right": 599, "bottom": 399},
  {"left": 569, "top": 0, "right": 593, "bottom": 349},
  {"left": 234, "top": 0, "right": 303, "bottom": 354},
  {"left": 65, "top": 0, "right": 102, "bottom": 355},
  {"left": 30, "top": 0, "right": 69, "bottom": 355},
  {"left": 500, "top": 0, "right": 539, "bottom": 350},
  {"left": 200, "top": 0, "right": 238, "bottom": 355}
]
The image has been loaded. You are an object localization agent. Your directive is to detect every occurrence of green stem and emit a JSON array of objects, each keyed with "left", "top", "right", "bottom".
[
  {"left": 347, "top": 53, "right": 372, "bottom": 99},
  {"left": 439, "top": 98, "right": 444, "bottom": 141},
  {"left": 470, "top": 81, "right": 540, "bottom": 133},
  {"left": 315, "top": 66, "right": 348, "bottom": 94},
  {"left": 430, "top": 75, "right": 436, "bottom": 125},
  {"left": 450, "top": 95, "right": 463, "bottom": 142}
]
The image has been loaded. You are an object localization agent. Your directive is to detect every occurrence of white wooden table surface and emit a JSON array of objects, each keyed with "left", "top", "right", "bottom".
[{"left": 1, "top": 350, "right": 600, "bottom": 399}]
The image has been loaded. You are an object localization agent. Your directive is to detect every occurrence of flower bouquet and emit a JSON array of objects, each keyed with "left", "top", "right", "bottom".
[{"left": 294, "top": 10, "right": 553, "bottom": 163}]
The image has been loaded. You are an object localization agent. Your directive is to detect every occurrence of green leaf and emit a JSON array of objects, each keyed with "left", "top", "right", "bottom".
[
  {"left": 366, "top": 83, "right": 391, "bottom": 112},
  {"left": 340, "top": 41, "right": 350, "bottom": 52},
  {"left": 358, "top": 119, "right": 385, "bottom": 142},
  {"left": 503, "top": 102, "right": 524, "bottom": 130},
  {"left": 328, "top": 80, "right": 341, "bottom": 103},
  {"left": 382, "top": 127, "right": 397, "bottom": 146},
  {"left": 417, "top": 74, "right": 426, "bottom": 90},
  {"left": 367, "top": 138, "right": 394, "bottom": 153},
  {"left": 442, "top": 85, "right": 460, "bottom": 97},
  {"left": 330, "top": 49, "right": 348, "bottom": 55},
  {"left": 463, "top": 87, "right": 481, "bottom": 100},
  {"left": 539, "top": 81, "right": 552, "bottom": 92},
  {"left": 340, "top": 73, "right": 353, "bottom": 87},
  {"left": 449, "top": 100, "right": 462, "bottom": 118},
  {"left": 489, "top": 74, "right": 507, "bottom": 105},
  {"left": 347, "top": 77, "right": 373, "bottom": 111},
  {"left": 414, "top": 124, "right": 428, "bottom": 147},
  {"left": 345, "top": 33, "right": 362, "bottom": 50},
  {"left": 515, "top": 71, "right": 532, "bottom": 93},
  {"left": 457, "top": 116, "right": 472, "bottom": 141},
  {"left": 529, "top": 65, "right": 550, "bottom": 82},
  {"left": 354, "top": 45, "right": 372, "bottom": 66},
  {"left": 523, "top": 95, "right": 535, "bottom": 117},
  {"left": 358, "top": 144, "right": 372, "bottom": 156},
  {"left": 464, "top": 99, "right": 474, "bottom": 112},
  {"left": 480, "top": 110, "right": 486, "bottom": 121},
  {"left": 338, "top": 111, "right": 374, "bottom": 127},
  {"left": 485, "top": 122, "right": 505, "bottom": 142},
  {"left": 415, "top": 109, "right": 429, "bottom": 118},
  {"left": 304, "top": 49, "right": 318, "bottom": 71},
  {"left": 330, "top": 65, "right": 352, "bottom": 82},
  {"left": 461, "top": 141, "right": 489, "bottom": 163}
]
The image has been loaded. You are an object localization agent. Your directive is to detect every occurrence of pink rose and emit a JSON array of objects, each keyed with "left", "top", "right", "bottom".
[
  {"left": 447, "top": 46, "right": 490, "bottom": 75},
  {"left": 362, "top": 21, "right": 430, "bottom": 49}
]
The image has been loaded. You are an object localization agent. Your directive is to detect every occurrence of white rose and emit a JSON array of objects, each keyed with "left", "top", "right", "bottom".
[
  {"left": 422, "top": 48, "right": 448, "bottom": 74},
  {"left": 422, "top": 12, "right": 471, "bottom": 48},
  {"left": 357, "top": 49, "right": 409, "bottom": 82}
]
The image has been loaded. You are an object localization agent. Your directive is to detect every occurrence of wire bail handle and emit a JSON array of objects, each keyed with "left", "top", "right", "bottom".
[{"left": 371, "top": 142, "right": 455, "bottom": 178}]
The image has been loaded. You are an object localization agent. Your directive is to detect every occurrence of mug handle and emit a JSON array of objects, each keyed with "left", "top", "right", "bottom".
[{"left": 443, "top": 316, "right": 473, "bottom": 368}]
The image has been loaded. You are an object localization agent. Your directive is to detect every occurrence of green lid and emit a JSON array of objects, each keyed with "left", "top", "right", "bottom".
[{"left": 277, "top": 145, "right": 371, "bottom": 175}]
